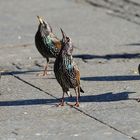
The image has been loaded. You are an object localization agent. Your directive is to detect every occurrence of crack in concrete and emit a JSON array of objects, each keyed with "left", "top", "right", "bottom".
[
  {"left": 70, "top": 105, "right": 139, "bottom": 140},
  {"left": 10, "top": 73, "right": 138, "bottom": 140},
  {"left": 11, "top": 73, "right": 58, "bottom": 100}
]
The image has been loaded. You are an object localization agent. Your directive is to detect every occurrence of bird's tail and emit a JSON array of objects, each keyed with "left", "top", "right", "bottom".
[
  {"left": 80, "top": 87, "right": 84, "bottom": 93},
  {"left": 138, "top": 64, "right": 140, "bottom": 74}
]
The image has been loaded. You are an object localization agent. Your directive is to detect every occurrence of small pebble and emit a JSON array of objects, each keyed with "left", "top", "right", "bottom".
[
  {"left": 23, "top": 112, "right": 28, "bottom": 115},
  {"left": 35, "top": 133, "right": 41, "bottom": 136},
  {"left": 18, "top": 36, "right": 21, "bottom": 40},
  {"left": 104, "top": 132, "right": 112, "bottom": 135},
  {"left": 28, "top": 57, "right": 32, "bottom": 60},
  {"left": 74, "top": 134, "right": 79, "bottom": 137}
]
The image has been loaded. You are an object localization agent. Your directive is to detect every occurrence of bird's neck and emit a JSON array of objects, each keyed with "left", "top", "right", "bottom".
[{"left": 61, "top": 52, "right": 73, "bottom": 62}]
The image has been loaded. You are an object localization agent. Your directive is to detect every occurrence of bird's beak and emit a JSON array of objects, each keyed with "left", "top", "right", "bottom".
[{"left": 37, "top": 16, "right": 44, "bottom": 24}]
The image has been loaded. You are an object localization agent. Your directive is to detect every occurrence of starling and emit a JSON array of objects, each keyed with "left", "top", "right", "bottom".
[
  {"left": 35, "top": 16, "right": 61, "bottom": 76},
  {"left": 54, "top": 28, "right": 84, "bottom": 107}
]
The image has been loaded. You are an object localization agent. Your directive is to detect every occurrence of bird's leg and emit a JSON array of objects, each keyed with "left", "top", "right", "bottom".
[
  {"left": 36, "top": 64, "right": 48, "bottom": 76},
  {"left": 42, "top": 64, "right": 48, "bottom": 76},
  {"left": 70, "top": 87, "right": 79, "bottom": 107},
  {"left": 75, "top": 87, "right": 80, "bottom": 107},
  {"left": 42, "top": 57, "right": 49, "bottom": 76},
  {"left": 56, "top": 92, "right": 65, "bottom": 107},
  {"left": 36, "top": 57, "right": 49, "bottom": 76},
  {"left": 78, "top": 86, "right": 80, "bottom": 98}
]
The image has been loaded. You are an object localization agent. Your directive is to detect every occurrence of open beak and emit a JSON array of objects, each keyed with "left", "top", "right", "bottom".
[{"left": 37, "top": 16, "right": 44, "bottom": 24}]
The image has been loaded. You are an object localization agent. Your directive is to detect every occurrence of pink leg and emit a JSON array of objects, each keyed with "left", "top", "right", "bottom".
[
  {"left": 56, "top": 92, "right": 65, "bottom": 107},
  {"left": 69, "top": 87, "right": 80, "bottom": 107},
  {"left": 43, "top": 64, "right": 48, "bottom": 76}
]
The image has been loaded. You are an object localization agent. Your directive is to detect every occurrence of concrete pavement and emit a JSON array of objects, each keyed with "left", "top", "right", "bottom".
[{"left": 0, "top": 0, "right": 140, "bottom": 139}]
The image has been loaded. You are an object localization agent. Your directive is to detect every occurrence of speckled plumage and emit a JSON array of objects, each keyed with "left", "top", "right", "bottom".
[
  {"left": 35, "top": 16, "right": 61, "bottom": 76},
  {"left": 54, "top": 29, "right": 84, "bottom": 107}
]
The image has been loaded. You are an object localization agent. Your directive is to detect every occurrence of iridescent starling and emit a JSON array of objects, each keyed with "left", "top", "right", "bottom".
[
  {"left": 54, "top": 29, "right": 84, "bottom": 107},
  {"left": 35, "top": 16, "right": 61, "bottom": 76}
]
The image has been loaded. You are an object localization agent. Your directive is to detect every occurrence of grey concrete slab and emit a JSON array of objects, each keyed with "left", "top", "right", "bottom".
[
  {"left": 84, "top": 0, "right": 140, "bottom": 25},
  {"left": 0, "top": 0, "right": 73, "bottom": 45},
  {"left": 85, "top": 106, "right": 140, "bottom": 140},
  {"left": 131, "top": 0, "right": 140, "bottom": 4},
  {"left": 0, "top": 76, "right": 131, "bottom": 140},
  {"left": 1, "top": 0, "right": 140, "bottom": 140},
  {"left": 0, "top": 75, "right": 51, "bottom": 100},
  {"left": 6, "top": 48, "right": 140, "bottom": 139},
  {"left": 9, "top": 56, "right": 140, "bottom": 139}
]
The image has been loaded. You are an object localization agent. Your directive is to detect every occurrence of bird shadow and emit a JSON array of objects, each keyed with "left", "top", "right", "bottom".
[
  {"left": 124, "top": 43, "right": 140, "bottom": 46},
  {"left": 81, "top": 75, "right": 140, "bottom": 81},
  {"left": 73, "top": 53, "right": 140, "bottom": 60},
  {"left": 0, "top": 91, "right": 137, "bottom": 107},
  {"left": 79, "top": 91, "right": 136, "bottom": 102},
  {"left": 1, "top": 69, "right": 52, "bottom": 76},
  {"left": 0, "top": 98, "right": 57, "bottom": 106}
]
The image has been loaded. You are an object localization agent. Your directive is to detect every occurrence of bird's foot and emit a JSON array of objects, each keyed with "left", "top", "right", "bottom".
[
  {"left": 69, "top": 102, "right": 79, "bottom": 107},
  {"left": 36, "top": 71, "right": 51, "bottom": 77},
  {"left": 36, "top": 72, "right": 47, "bottom": 77},
  {"left": 56, "top": 102, "right": 64, "bottom": 107}
]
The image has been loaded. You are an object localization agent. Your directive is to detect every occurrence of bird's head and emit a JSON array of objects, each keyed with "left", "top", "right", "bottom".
[
  {"left": 60, "top": 28, "right": 73, "bottom": 56},
  {"left": 37, "top": 16, "right": 52, "bottom": 36}
]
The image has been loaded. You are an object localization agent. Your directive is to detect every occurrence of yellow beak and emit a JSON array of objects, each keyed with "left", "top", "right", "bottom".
[{"left": 37, "top": 16, "right": 44, "bottom": 24}]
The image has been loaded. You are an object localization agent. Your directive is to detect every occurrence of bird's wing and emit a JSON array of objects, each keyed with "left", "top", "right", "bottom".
[
  {"left": 50, "top": 33, "right": 62, "bottom": 49},
  {"left": 52, "top": 38, "right": 62, "bottom": 49}
]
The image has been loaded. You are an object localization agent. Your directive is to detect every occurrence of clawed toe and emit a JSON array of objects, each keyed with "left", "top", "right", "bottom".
[
  {"left": 69, "top": 102, "right": 79, "bottom": 107},
  {"left": 36, "top": 73, "right": 47, "bottom": 77},
  {"left": 56, "top": 102, "right": 64, "bottom": 107}
]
